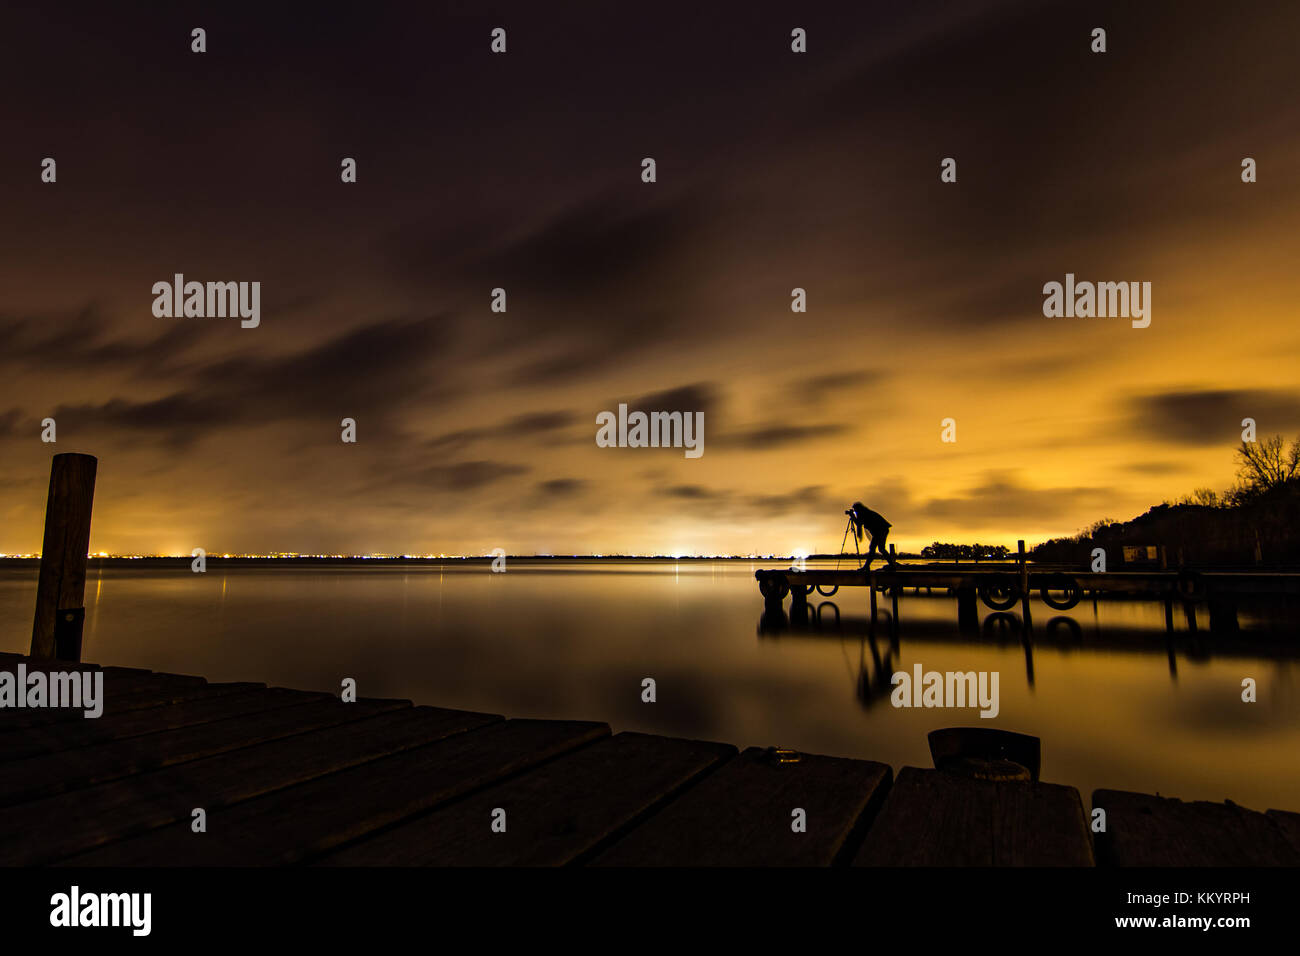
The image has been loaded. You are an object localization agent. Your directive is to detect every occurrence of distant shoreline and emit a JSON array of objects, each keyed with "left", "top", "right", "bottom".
[{"left": 0, "top": 555, "right": 907, "bottom": 569}]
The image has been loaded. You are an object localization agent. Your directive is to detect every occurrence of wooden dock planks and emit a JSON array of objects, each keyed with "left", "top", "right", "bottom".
[
  {"left": 0, "top": 689, "right": 341, "bottom": 804},
  {"left": 2, "top": 654, "right": 1296, "bottom": 867},
  {"left": 320, "top": 731, "right": 737, "bottom": 866},
  {"left": 0, "top": 685, "right": 308, "bottom": 761},
  {"left": 1266, "top": 809, "right": 1300, "bottom": 857},
  {"left": 0, "top": 701, "right": 496, "bottom": 864},
  {"left": 590, "top": 747, "right": 892, "bottom": 866},
  {"left": 61, "top": 718, "right": 609, "bottom": 866},
  {"left": 1092, "top": 789, "right": 1300, "bottom": 866},
  {"left": 0, "top": 664, "right": 256, "bottom": 731},
  {"left": 854, "top": 767, "right": 1094, "bottom": 866}
]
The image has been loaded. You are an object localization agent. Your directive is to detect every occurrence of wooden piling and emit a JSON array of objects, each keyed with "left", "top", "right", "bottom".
[
  {"left": 30, "top": 454, "right": 97, "bottom": 661},
  {"left": 1017, "top": 539, "right": 1028, "bottom": 599},
  {"left": 956, "top": 587, "right": 978, "bottom": 631},
  {"left": 789, "top": 579, "right": 807, "bottom": 614},
  {"left": 1207, "top": 595, "right": 1239, "bottom": 634}
]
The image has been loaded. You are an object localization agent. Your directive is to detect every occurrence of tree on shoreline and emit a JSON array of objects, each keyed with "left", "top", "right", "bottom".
[
  {"left": 1234, "top": 434, "right": 1300, "bottom": 494},
  {"left": 1033, "top": 434, "right": 1300, "bottom": 564}
]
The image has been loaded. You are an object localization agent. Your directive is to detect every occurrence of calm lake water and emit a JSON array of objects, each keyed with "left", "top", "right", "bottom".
[{"left": 3, "top": 560, "right": 1298, "bottom": 812}]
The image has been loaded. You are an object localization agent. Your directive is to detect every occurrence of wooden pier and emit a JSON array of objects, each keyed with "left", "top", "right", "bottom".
[
  {"left": 2, "top": 650, "right": 1297, "bottom": 866},
  {"left": 756, "top": 559, "right": 1300, "bottom": 633}
]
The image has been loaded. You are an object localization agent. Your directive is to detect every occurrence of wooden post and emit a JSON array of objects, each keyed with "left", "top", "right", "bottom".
[
  {"left": 1208, "top": 595, "right": 1239, "bottom": 634},
  {"left": 1017, "top": 539, "right": 1028, "bottom": 599},
  {"left": 789, "top": 577, "right": 807, "bottom": 613},
  {"left": 30, "top": 454, "right": 97, "bottom": 660},
  {"left": 956, "top": 586, "right": 978, "bottom": 631}
]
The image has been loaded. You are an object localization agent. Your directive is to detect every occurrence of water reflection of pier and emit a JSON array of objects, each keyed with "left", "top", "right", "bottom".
[{"left": 758, "top": 596, "right": 1300, "bottom": 706}]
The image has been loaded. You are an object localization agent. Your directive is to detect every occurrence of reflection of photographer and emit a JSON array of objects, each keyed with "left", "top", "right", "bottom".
[{"left": 847, "top": 502, "right": 895, "bottom": 570}]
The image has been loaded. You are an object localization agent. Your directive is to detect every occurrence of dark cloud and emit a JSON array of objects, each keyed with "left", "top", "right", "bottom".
[
  {"left": 921, "top": 471, "right": 1116, "bottom": 529},
  {"left": 748, "top": 485, "right": 830, "bottom": 515},
  {"left": 448, "top": 192, "right": 703, "bottom": 304},
  {"left": 1127, "top": 389, "right": 1300, "bottom": 446},
  {"left": 28, "top": 316, "right": 455, "bottom": 448},
  {"left": 661, "top": 485, "right": 718, "bottom": 500},
  {"left": 390, "top": 191, "right": 711, "bottom": 389},
  {"left": 0, "top": 408, "right": 29, "bottom": 438},
  {"left": 397, "top": 460, "right": 530, "bottom": 493},
  {"left": 534, "top": 478, "right": 586, "bottom": 498},
  {"left": 727, "top": 423, "right": 851, "bottom": 450},
  {"left": 498, "top": 410, "right": 577, "bottom": 435},
  {"left": 50, "top": 394, "right": 230, "bottom": 448},
  {"left": 0, "top": 306, "right": 204, "bottom": 376},
  {"left": 624, "top": 382, "right": 719, "bottom": 416},
  {"left": 194, "top": 316, "right": 451, "bottom": 425},
  {"left": 788, "top": 369, "right": 885, "bottom": 405},
  {"left": 652, "top": 483, "right": 830, "bottom": 520},
  {"left": 425, "top": 409, "right": 578, "bottom": 451},
  {"left": 1124, "top": 461, "right": 1187, "bottom": 476}
]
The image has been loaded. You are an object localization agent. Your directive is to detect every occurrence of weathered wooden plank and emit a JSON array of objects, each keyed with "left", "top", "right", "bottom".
[
  {"left": 0, "top": 687, "right": 320, "bottom": 761},
  {"left": 0, "top": 679, "right": 261, "bottom": 730},
  {"left": 61, "top": 718, "right": 609, "bottom": 865},
  {"left": 0, "top": 662, "right": 196, "bottom": 684},
  {"left": 321, "top": 731, "right": 735, "bottom": 866},
  {"left": 2, "top": 657, "right": 100, "bottom": 671},
  {"left": 0, "top": 690, "right": 343, "bottom": 804},
  {"left": 855, "top": 768, "right": 1093, "bottom": 866},
  {"left": 0, "top": 703, "right": 497, "bottom": 865},
  {"left": 1266, "top": 809, "right": 1300, "bottom": 857},
  {"left": 1093, "top": 789, "right": 1300, "bottom": 866},
  {"left": 592, "top": 747, "right": 891, "bottom": 866},
  {"left": 0, "top": 660, "right": 162, "bottom": 704}
]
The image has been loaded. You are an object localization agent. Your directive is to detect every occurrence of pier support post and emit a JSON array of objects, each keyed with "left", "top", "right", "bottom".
[
  {"left": 1207, "top": 595, "right": 1238, "bottom": 634},
  {"left": 789, "top": 579, "right": 807, "bottom": 616},
  {"left": 957, "top": 586, "right": 978, "bottom": 631},
  {"left": 1017, "top": 540, "right": 1028, "bottom": 600},
  {"left": 30, "top": 453, "right": 98, "bottom": 661}
]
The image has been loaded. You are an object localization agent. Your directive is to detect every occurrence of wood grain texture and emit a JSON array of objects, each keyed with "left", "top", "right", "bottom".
[
  {"left": 591, "top": 746, "right": 891, "bottom": 866},
  {"left": 1265, "top": 809, "right": 1300, "bottom": 857},
  {"left": 0, "top": 687, "right": 320, "bottom": 761},
  {"left": 0, "top": 689, "right": 334, "bottom": 803},
  {"left": 321, "top": 731, "right": 735, "bottom": 866},
  {"left": 855, "top": 767, "right": 1093, "bottom": 866},
  {"left": 30, "top": 453, "right": 97, "bottom": 658},
  {"left": 61, "top": 718, "right": 608, "bottom": 866},
  {"left": 1093, "top": 789, "right": 1300, "bottom": 866},
  {"left": 0, "top": 703, "right": 497, "bottom": 864},
  {"left": 0, "top": 679, "right": 260, "bottom": 730}
]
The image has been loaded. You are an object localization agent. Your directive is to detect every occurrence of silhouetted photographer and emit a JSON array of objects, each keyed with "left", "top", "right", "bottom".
[{"left": 848, "top": 502, "right": 895, "bottom": 570}]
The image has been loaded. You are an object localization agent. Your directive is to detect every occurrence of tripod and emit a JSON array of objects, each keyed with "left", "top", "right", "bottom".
[{"left": 836, "top": 510, "right": 863, "bottom": 571}]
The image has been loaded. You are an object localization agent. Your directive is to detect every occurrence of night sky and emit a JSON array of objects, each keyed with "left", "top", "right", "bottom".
[{"left": 2, "top": 0, "right": 1298, "bottom": 556}]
